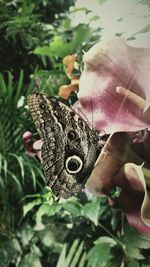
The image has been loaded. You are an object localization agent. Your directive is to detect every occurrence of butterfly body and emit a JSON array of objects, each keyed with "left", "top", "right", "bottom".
[{"left": 28, "top": 93, "right": 100, "bottom": 198}]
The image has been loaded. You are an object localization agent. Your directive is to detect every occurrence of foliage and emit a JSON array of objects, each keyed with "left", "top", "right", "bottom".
[
  {"left": 0, "top": 0, "right": 150, "bottom": 267},
  {"left": 0, "top": 0, "right": 75, "bottom": 80},
  {"left": 1, "top": 189, "right": 150, "bottom": 267},
  {"left": 34, "top": 23, "right": 91, "bottom": 58},
  {"left": 0, "top": 71, "right": 45, "bottom": 237}
]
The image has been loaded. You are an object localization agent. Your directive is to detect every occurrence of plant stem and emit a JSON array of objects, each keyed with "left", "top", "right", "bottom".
[{"left": 98, "top": 222, "right": 127, "bottom": 256}]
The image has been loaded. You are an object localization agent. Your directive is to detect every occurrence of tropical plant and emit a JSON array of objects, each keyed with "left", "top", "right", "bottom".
[
  {"left": 0, "top": 71, "right": 45, "bottom": 237},
  {"left": 0, "top": 0, "right": 75, "bottom": 80},
  {"left": 0, "top": 1, "right": 150, "bottom": 267}
]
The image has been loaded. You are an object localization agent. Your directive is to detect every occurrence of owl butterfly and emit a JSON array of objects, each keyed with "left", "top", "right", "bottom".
[{"left": 28, "top": 92, "right": 101, "bottom": 198}]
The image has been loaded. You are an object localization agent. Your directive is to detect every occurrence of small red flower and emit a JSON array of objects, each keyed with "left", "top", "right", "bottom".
[{"left": 23, "top": 131, "right": 42, "bottom": 160}]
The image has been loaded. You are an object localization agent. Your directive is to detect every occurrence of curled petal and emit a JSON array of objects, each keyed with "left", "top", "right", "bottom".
[
  {"left": 86, "top": 132, "right": 150, "bottom": 237},
  {"left": 59, "top": 78, "right": 79, "bottom": 99},
  {"left": 114, "top": 163, "right": 150, "bottom": 237},
  {"left": 86, "top": 132, "right": 130, "bottom": 195}
]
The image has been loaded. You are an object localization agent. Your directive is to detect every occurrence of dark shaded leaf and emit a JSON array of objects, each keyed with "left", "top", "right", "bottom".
[{"left": 87, "top": 237, "right": 117, "bottom": 267}]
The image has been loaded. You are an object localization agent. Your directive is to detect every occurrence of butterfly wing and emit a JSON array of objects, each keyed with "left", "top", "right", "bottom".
[{"left": 28, "top": 92, "right": 99, "bottom": 198}]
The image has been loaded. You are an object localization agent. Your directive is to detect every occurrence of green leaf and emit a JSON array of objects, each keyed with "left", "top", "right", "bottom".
[
  {"left": 82, "top": 197, "right": 101, "bottom": 225},
  {"left": 19, "top": 252, "right": 42, "bottom": 267},
  {"left": 20, "top": 225, "right": 34, "bottom": 247},
  {"left": 69, "top": 241, "right": 84, "bottom": 267},
  {"left": 87, "top": 237, "right": 117, "bottom": 267},
  {"left": 35, "top": 203, "right": 61, "bottom": 230},
  {"left": 23, "top": 199, "right": 42, "bottom": 217},
  {"left": 7, "top": 71, "right": 13, "bottom": 100},
  {"left": 62, "top": 197, "right": 81, "bottom": 217},
  {"left": 15, "top": 70, "right": 24, "bottom": 105},
  {"left": 7, "top": 170, "right": 23, "bottom": 193},
  {"left": 78, "top": 252, "right": 87, "bottom": 267},
  {"left": 8, "top": 153, "right": 25, "bottom": 184},
  {"left": 39, "top": 227, "right": 62, "bottom": 247},
  {"left": 0, "top": 236, "right": 21, "bottom": 267},
  {"left": 127, "top": 260, "right": 140, "bottom": 267},
  {"left": 56, "top": 243, "right": 67, "bottom": 267},
  {"left": 121, "top": 226, "right": 150, "bottom": 260},
  {"left": 23, "top": 159, "right": 37, "bottom": 190},
  {"left": 0, "top": 73, "right": 6, "bottom": 96},
  {"left": 34, "top": 24, "right": 91, "bottom": 58}
]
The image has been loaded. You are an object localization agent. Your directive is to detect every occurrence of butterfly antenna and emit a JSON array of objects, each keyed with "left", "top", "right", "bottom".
[{"left": 76, "top": 106, "right": 93, "bottom": 128}]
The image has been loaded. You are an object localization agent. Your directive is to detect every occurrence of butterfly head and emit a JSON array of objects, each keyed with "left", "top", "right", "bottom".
[{"left": 28, "top": 93, "right": 100, "bottom": 198}]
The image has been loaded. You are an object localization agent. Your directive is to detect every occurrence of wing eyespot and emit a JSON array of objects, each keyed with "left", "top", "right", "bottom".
[
  {"left": 65, "top": 155, "right": 83, "bottom": 174},
  {"left": 67, "top": 130, "right": 77, "bottom": 141}
]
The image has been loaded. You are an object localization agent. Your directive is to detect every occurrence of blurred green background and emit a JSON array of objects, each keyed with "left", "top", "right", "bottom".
[{"left": 0, "top": 0, "right": 150, "bottom": 266}]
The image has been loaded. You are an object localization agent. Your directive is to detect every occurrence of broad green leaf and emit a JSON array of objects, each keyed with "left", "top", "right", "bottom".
[
  {"left": 121, "top": 226, "right": 150, "bottom": 260},
  {"left": 82, "top": 197, "right": 101, "bottom": 225},
  {"left": 20, "top": 226, "right": 34, "bottom": 247},
  {"left": 23, "top": 199, "right": 42, "bottom": 217},
  {"left": 87, "top": 237, "right": 117, "bottom": 267},
  {"left": 39, "top": 227, "right": 61, "bottom": 247},
  {"left": 62, "top": 197, "right": 81, "bottom": 217},
  {"left": 34, "top": 24, "right": 91, "bottom": 58},
  {"left": 35, "top": 203, "right": 61, "bottom": 230}
]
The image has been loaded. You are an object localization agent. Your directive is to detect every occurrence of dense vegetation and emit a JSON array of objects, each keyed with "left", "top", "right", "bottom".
[{"left": 0, "top": 0, "right": 150, "bottom": 266}]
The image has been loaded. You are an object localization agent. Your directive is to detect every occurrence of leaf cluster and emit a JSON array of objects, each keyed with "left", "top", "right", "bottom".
[
  {"left": 0, "top": 0, "right": 75, "bottom": 81},
  {"left": 1, "top": 190, "right": 149, "bottom": 267}
]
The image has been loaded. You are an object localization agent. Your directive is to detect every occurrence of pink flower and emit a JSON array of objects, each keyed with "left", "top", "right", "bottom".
[
  {"left": 76, "top": 37, "right": 150, "bottom": 133},
  {"left": 78, "top": 37, "right": 150, "bottom": 237}
]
